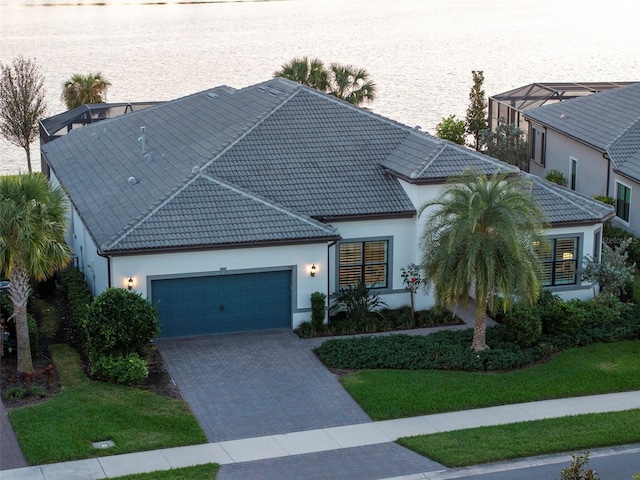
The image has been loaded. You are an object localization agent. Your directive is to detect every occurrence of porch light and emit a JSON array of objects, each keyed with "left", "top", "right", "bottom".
[
  {"left": 310, "top": 264, "right": 317, "bottom": 277},
  {"left": 128, "top": 277, "right": 134, "bottom": 290}
]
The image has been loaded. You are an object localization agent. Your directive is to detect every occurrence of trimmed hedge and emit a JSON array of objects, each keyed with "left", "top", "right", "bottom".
[
  {"left": 59, "top": 267, "right": 93, "bottom": 336},
  {"left": 316, "top": 301, "right": 640, "bottom": 372}
]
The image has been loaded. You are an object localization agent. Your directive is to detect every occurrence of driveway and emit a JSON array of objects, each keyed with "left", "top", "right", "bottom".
[{"left": 155, "top": 329, "right": 371, "bottom": 442}]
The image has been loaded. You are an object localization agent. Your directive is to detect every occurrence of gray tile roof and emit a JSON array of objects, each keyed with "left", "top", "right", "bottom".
[
  {"left": 524, "top": 82, "right": 640, "bottom": 182},
  {"left": 526, "top": 174, "right": 615, "bottom": 225},
  {"left": 42, "top": 78, "right": 613, "bottom": 254}
]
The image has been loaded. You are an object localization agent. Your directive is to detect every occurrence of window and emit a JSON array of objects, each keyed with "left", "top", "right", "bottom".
[
  {"left": 593, "top": 229, "right": 602, "bottom": 262},
  {"left": 536, "top": 237, "right": 579, "bottom": 287},
  {"left": 570, "top": 157, "right": 577, "bottom": 190},
  {"left": 616, "top": 182, "right": 631, "bottom": 222},
  {"left": 338, "top": 239, "right": 388, "bottom": 289},
  {"left": 531, "top": 127, "right": 546, "bottom": 166}
]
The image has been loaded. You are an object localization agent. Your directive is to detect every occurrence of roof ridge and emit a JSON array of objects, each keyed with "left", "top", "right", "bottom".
[
  {"left": 198, "top": 173, "right": 337, "bottom": 234},
  {"left": 605, "top": 115, "right": 640, "bottom": 161},
  {"left": 101, "top": 172, "right": 203, "bottom": 251},
  {"left": 411, "top": 140, "right": 446, "bottom": 179}
]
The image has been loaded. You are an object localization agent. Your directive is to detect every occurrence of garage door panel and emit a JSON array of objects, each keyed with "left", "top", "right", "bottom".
[{"left": 152, "top": 270, "right": 291, "bottom": 338}]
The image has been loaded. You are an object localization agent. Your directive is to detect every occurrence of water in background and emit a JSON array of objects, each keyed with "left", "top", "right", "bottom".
[{"left": 1, "top": 0, "right": 639, "bottom": 174}]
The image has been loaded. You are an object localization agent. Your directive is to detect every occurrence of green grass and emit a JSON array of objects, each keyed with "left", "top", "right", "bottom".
[
  {"left": 340, "top": 340, "right": 640, "bottom": 420},
  {"left": 8, "top": 344, "right": 207, "bottom": 465},
  {"left": 113, "top": 464, "right": 219, "bottom": 479},
  {"left": 397, "top": 409, "right": 640, "bottom": 467}
]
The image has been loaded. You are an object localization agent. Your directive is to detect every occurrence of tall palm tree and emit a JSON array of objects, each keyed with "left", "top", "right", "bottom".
[
  {"left": 273, "top": 57, "right": 328, "bottom": 92},
  {"left": 419, "top": 170, "right": 548, "bottom": 351},
  {"left": 327, "top": 63, "right": 376, "bottom": 105},
  {"left": 61, "top": 72, "right": 111, "bottom": 110},
  {"left": 0, "top": 173, "right": 71, "bottom": 372}
]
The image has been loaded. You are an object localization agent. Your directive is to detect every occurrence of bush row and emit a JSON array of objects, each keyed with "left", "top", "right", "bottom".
[
  {"left": 604, "top": 225, "right": 640, "bottom": 266},
  {"left": 297, "top": 306, "right": 459, "bottom": 338},
  {"left": 316, "top": 298, "right": 640, "bottom": 372},
  {"left": 60, "top": 267, "right": 93, "bottom": 336}
]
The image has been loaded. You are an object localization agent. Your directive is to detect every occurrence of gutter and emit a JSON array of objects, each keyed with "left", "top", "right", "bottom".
[{"left": 603, "top": 152, "right": 611, "bottom": 197}]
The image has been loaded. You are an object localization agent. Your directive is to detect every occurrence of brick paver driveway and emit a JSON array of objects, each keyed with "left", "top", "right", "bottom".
[{"left": 155, "top": 329, "right": 371, "bottom": 442}]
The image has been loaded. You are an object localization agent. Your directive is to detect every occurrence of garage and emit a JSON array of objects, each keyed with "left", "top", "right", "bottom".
[{"left": 151, "top": 270, "right": 292, "bottom": 338}]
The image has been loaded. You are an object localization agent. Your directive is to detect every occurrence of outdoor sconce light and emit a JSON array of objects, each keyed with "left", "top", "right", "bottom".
[
  {"left": 310, "top": 264, "right": 317, "bottom": 277},
  {"left": 128, "top": 277, "right": 134, "bottom": 290}
]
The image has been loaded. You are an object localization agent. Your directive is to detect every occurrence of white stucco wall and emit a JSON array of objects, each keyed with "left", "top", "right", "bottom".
[
  {"left": 610, "top": 173, "right": 640, "bottom": 236},
  {"left": 539, "top": 130, "right": 609, "bottom": 198},
  {"left": 110, "top": 242, "right": 327, "bottom": 328}
]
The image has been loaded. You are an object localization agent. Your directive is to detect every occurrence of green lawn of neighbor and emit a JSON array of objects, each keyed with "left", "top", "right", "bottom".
[{"left": 114, "top": 464, "right": 220, "bottom": 480}]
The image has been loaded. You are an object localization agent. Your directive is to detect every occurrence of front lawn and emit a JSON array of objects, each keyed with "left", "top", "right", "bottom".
[
  {"left": 9, "top": 344, "right": 207, "bottom": 465},
  {"left": 397, "top": 409, "right": 640, "bottom": 467},
  {"left": 114, "top": 464, "right": 219, "bottom": 479},
  {"left": 340, "top": 340, "right": 640, "bottom": 420}
]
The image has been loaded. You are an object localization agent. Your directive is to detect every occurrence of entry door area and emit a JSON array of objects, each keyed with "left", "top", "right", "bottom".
[{"left": 151, "top": 270, "right": 292, "bottom": 338}]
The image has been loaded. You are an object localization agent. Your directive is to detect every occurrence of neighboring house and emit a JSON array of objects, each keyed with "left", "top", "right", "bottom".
[
  {"left": 488, "top": 81, "right": 634, "bottom": 138},
  {"left": 40, "top": 78, "right": 614, "bottom": 338},
  {"left": 523, "top": 82, "right": 640, "bottom": 236}
]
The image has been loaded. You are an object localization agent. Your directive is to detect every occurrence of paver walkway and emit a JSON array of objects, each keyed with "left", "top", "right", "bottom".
[{"left": 0, "top": 399, "right": 28, "bottom": 471}]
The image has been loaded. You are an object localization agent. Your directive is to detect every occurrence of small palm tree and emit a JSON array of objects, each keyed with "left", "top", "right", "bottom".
[
  {"left": 273, "top": 57, "right": 328, "bottom": 92},
  {"left": 0, "top": 173, "right": 71, "bottom": 372},
  {"left": 327, "top": 63, "right": 376, "bottom": 105},
  {"left": 61, "top": 72, "right": 111, "bottom": 110},
  {"left": 419, "top": 170, "right": 548, "bottom": 351}
]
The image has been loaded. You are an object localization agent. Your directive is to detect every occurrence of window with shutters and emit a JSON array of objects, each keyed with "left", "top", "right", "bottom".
[
  {"left": 338, "top": 239, "right": 389, "bottom": 289},
  {"left": 535, "top": 237, "right": 579, "bottom": 287}
]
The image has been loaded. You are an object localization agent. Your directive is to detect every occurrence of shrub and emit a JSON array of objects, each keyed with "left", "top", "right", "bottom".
[
  {"left": 30, "top": 297, "right": 58, "bottom": 340},
  {"left": 503, "top": 304, "right": 542, "bottom": 347},
  {"left": 29, "top": 386, "right": 47, "bottom": 397},
  {"left": 604, "top": 225, "right": 640, "bottom": 266},
  {"left": 5, "top": 386, "right": 25, "bottom": 400},
  {"left": 545, "top": 169, "right": 568, "bottom": 187},
  {"left": 593, "top": 194, "right": 615, "bottom": 205},
  {"left": 83, "top": 288, "right": 159, "bottom": 359},
  {"left": 558, "top": 452, "right": 600, "bottom": 480},
  {"left": 330, "top": 279, "right": 386, "bottom": 323},
  {"left": 60, "top": 267, "right": 93, "bottom": 334},
  {"left": 295, "top": 320, "right": 317, "bottom": 339},
  {"left": 538, "top": 291, "right": 584, "bottom": 335},
  {"left": 310, "top": 292, "right": 326, "bottom": 330},
  {"left": 90, "top": 353, "right": 149, "bottom": 385}
]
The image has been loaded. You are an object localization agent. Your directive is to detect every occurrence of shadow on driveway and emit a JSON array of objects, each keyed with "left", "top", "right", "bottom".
[{"left": 155, "top": 329, "right": 371, "bottom": 442}]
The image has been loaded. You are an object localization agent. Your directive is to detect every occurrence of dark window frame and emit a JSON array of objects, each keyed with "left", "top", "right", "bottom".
[
  {"left": 616, "top": 181, "right": 631, "bottom": 223},
  {"left": 337, "top": 238, "right": 391, "bottom": 291},
  {"left": 536, "top": 236, "right": 580, "bottom": 287}
]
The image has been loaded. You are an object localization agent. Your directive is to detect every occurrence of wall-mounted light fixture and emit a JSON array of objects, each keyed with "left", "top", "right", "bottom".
[
  {"left": 128, "top": 277, "right": 134, "bottom": 290},
  {"left": 310, "top": 264, "right": 317, "bottom": 277}
]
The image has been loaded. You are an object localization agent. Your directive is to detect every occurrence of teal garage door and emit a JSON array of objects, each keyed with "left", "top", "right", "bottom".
[{"left": 151, "top": 270, "right": 291, "bottom": 338}]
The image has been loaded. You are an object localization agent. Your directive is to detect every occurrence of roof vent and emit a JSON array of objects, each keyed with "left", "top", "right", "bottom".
[
  {"left": 138, "top": 127, "right": 147, "bottom": 154},
  {"left": 128, "top": 176, "right": 139, "bottom": 185},
  {"left": 258, "top": 85, "right": 285, "bottom": 97},
  {"left": 207, "top": 92, "right": 220, "bottom": 100},
  {"left": 414, "top": 125, "right": 422, "bottom": 131},
  {"left": 90, "top": 132, "right": 98, "bottom": 142},
  {"left": 192, "top": 166, "right": 200, "bottom": 174},
  {"left": 144, "top": 153, "right": 152, "bottom": 162}
]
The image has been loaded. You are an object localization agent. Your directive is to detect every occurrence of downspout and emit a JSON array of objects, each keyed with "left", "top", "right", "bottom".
[
  {"left": 603, "top": 152, "right": 611, "bottom": 197},
  {"left": 96, "top": 249, "right": 112, "bottom": 289},
  {"left": 327, "top": 240, "right": 337, "bottom": 322}
]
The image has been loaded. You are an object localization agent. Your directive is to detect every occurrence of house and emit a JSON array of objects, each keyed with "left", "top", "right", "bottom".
[
  {"left": 523, "top": 82, "right": 640, "bottom": 236},
  {"left": 488, "top": 82, "right": 635, "bottom": 138},
  {"left": 40, "top": 78, "right": 614, "bottom": 338}
]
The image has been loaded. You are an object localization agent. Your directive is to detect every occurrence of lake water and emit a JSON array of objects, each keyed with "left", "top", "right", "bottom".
[{"left": 1, "top": 0, "right": 639, "bottom": 174}]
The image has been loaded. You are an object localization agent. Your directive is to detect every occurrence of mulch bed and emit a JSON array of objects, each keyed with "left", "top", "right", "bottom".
[{"left": 1, "top": 282, "right": 181, "bottom": 410}]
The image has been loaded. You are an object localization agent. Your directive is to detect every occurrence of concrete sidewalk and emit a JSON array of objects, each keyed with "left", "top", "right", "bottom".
[{"left": 2, "top": 390, "right": 640, "bottom": 480}]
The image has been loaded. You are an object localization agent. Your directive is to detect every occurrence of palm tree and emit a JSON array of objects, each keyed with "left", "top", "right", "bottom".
[
  {"left": 327, "top": 63, "right": 376, "bottom": 105},
  {"left": 61, "top": 72, "right": 111, "bottom": 110},
  {"left": 0, "top": 173, "right": 71, "bottom": 373},
  {"left": 273, "top": 57, "right": 328, "bottom": 92},
  {"left": 419, "top": 170, "right": 548, "bottom": 351}
]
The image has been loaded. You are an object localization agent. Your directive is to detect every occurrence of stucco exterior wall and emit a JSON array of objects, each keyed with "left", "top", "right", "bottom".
[
  {"left": 610, "top": 173, "right": 640, "bottom": 236},
  {"left": 110, "top": 243, "right": 327, "bottom": 328}
]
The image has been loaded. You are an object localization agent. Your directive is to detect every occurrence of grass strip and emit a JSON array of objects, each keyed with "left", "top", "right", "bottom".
[
  {"left": 340, "top": 341, "right": 640, "bottom": 420},
  {"left": 397, "top": 409, "right": 640, "bottom": 467},
  {"left": 8, "top": 344, "right": 207, "bottom": 465},
  {"left": 113, "top": 463, "right": 219, "bottom": 479}
]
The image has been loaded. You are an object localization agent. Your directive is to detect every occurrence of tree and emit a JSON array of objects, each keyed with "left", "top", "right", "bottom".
[
  {"left": 480, "top": 119, "right": 529, "bottom": 170},
  {"left": 61, "top": 72, "right": 111, "bottom": 110},
  {"left": 582, "top": 237, "right": 636, "bottom": 299},
  {"left": 273, "top": 57, "right": 328, "bottom": 91},
  {"left": 465, "top": 70, "right": 487, "bottom": 151},
  {"left": 0, "top": 173, "right": 71, "bottom": 372},
  {"left": 0, "top": 56, "right": 48, "bottom": 173},
  {"left": 274, "top": 57, "right": 376, "bottom": 106},
  {"left": 435, "top": 115, "right": 466, "bottom": 145},
  {"left": 327, "top": 63, "right": 376, "bottom": 105},
  {"left": 419, "top": 169, "right": 547, "bottom": 351}
]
